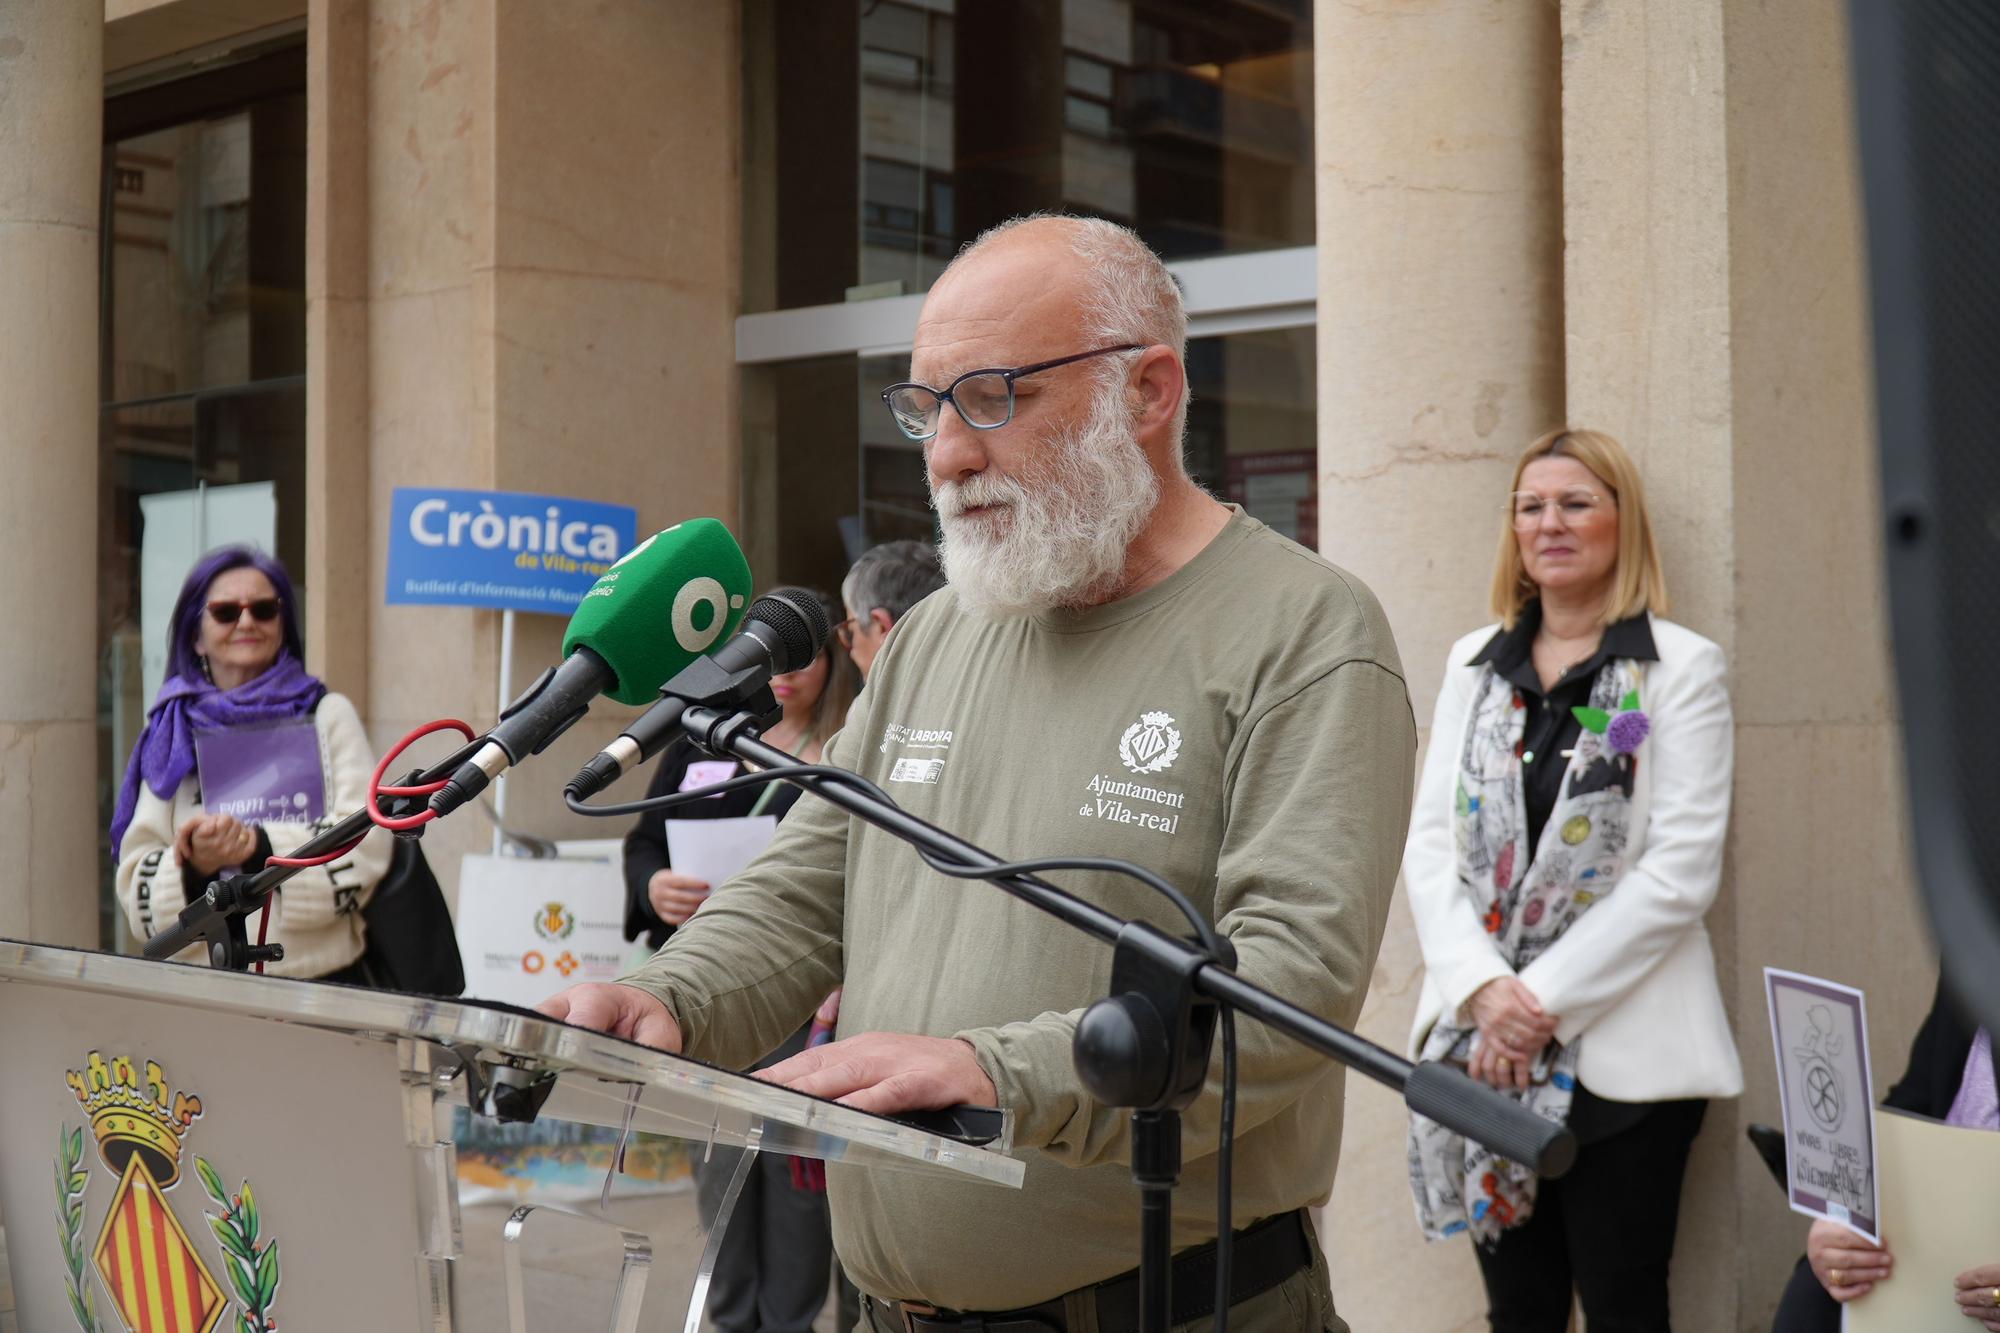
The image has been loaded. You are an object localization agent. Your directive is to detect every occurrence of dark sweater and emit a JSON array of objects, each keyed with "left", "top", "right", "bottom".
[
  {"left": 621, "top": 737, "right": 802, "bottom": 950},
  {"left": 1884, "top": 974, "right": 1979, "bottom": 1116}
]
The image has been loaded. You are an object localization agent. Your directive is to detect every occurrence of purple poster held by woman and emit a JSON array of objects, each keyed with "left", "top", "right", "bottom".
[{"left": 194, "top": 719, "right": 326, "bottom": 825}]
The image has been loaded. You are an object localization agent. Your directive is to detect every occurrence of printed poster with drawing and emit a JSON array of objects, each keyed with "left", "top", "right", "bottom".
[{"left": 1764, "top": 967, "right": 1879, "bottom": 1241}]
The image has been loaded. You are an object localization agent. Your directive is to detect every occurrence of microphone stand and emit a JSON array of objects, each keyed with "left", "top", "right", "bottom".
[
  {"left": 677, "top": 705, "right": 1575, "bottom": 1333},
  {"left": 141, "top": 737, "right": 486, "bottom": 970}
]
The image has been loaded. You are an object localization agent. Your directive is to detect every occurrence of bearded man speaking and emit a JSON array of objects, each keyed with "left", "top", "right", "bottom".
[{"left": 538, "top": 215, "right": 1416, "bottom": 1333}]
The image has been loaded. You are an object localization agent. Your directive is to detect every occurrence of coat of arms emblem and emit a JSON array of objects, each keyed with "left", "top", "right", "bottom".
[
  {"left": 1119, "top": 711, "right": 1182, "bottom": 775},
  {"left": 55, "top": 1051, "right": 282, "bottom": 1333}
]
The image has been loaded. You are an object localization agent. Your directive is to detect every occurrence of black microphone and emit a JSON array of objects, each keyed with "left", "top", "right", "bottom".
[
  {"left": 566, "top": 590, "right": 829, "bottom": 801},
  {"left": 429, "top": 647, "right": 613, "bottom": 817}
]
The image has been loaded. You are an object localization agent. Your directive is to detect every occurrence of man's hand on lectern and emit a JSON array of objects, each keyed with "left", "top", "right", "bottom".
[
  {"left": 758, "top": 1032, "right": 997, "bottom": 1114},
  {"left": 535, "top": 983, "right": 683, "bottom": 1051}
]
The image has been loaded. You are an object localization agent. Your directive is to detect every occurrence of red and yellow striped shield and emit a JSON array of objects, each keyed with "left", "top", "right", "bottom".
[{"left": 91, "top": 1155, "right": 226, "bottom": 1333}]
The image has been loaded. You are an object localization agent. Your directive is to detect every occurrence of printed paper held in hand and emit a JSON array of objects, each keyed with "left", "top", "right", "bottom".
[
  {"left": 1846, "top": 1107, "right": 2000, "bottom": 1333},
  {"left": 1765, "top": 967, "right": 1879, "bottom": 1241},
  {"left": 666, "top": 816, "right": 778, "bottom": 898}
]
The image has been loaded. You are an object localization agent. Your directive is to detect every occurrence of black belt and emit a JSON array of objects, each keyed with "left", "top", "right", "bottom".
[{"left": 867, "top": 1208, "right": 1313, "bottom": 1333}]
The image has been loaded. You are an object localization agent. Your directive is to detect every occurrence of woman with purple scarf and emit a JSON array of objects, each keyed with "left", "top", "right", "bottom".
[{"left": 113, "top": 546, "right": 390, "bottom": 982}]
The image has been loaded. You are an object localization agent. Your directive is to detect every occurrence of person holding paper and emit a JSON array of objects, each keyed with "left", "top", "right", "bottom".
[
  {"left": 112, "top": 546, "right": 390, "bottom": 982},
  {"left": 620, "top": 584, "right": 860, "bottom": 948},
  {"left": 1404, "top": 428, "right": 1743, "bottom": 1332},
  {"left": 1772, "top": 976, "right": 1999, "bottom": 1332},
  {"left": 618, "top": 583, "right": 858, "bottom": 1333}
]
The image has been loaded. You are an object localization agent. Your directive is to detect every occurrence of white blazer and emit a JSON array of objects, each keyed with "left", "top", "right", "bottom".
[{"left": 1404, "top": 616, "right": 1743, "bottom": 1101}]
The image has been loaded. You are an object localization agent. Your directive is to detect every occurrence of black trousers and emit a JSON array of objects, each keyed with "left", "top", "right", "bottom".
[
  {"left": 1473, "top": 1097, "right": 1708, "bottom": 1333},
  {"left": 1769, "top": 1256, "right": 1840, "bottom": 1333},
  {"left": 691, "top": 1022, "right": 833, "bottom": 1333},
  {"left": 695, "top": 1146, "right": 834, "bottom": 1333}
]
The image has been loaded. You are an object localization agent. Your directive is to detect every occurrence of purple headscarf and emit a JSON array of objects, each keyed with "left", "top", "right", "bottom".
[{"left": 110, "top": 547, "right": 326, "bottom": 857}]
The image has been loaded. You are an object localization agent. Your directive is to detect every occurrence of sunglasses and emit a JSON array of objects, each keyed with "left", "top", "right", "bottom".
[{"left": 207, "top": 598, "right": 282, "bottom": 626}]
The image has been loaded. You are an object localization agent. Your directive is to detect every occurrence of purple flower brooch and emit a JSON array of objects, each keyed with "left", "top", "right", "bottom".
[{"left": 1572, "top": 690, "right": 1650, "bottom": 754}]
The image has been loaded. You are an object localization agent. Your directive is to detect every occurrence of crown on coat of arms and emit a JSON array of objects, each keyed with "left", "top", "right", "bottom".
[{"left": 64, "top": 1050, "right": 203, "bottom": 1187}]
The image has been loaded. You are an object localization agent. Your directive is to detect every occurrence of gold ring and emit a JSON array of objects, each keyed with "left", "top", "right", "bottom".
[
  {"left": 1830, "top": 1269, "right": 1841, "bottom": 1287},
  {"left": 1989, "top": 1286, "right": 1999, "bottom": 1308},
  {"left": 1496, "top": 1056, "right": 1512, "bottom": 1069}
]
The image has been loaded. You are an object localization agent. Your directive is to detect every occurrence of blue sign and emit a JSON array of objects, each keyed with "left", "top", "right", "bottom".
[{"left": 386, "top": 488, "right": 639, "bottom": 615}]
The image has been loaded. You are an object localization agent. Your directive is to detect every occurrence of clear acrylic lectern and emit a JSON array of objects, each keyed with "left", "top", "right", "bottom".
[{"left": 0, "top": 940, "right": 1021, "bottom": 1333}]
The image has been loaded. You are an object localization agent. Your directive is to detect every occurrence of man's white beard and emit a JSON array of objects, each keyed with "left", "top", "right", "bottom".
[{"left": 930, "top": 378, "right": 1161, "bottom": 618}]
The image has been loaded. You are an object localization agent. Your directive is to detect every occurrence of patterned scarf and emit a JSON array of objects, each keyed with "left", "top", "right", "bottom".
[
  {"left": 110, "top": 653, "right": 327, "bottom": 856},
  {"left": 1408, "top": 656, "right": 1646, "bottom": 1245}
]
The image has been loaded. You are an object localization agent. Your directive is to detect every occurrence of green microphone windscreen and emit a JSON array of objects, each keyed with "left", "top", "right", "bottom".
[{"left": 563, "top": 518, "right": 753, "bottom": 705}]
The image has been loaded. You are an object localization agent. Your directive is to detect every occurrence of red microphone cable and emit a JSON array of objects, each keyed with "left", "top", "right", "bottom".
[{"left": 255, "top": 719, "right": 476, "bottom": 971}]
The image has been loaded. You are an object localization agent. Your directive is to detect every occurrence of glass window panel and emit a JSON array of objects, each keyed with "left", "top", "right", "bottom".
[
  {"left": 1066, "top": 52, "right": 1117, "bottom": 101},
  {"left": 741, "top": 0, "right": 1314, "bottom": 312},
  {"left": 105, "top": 94, "right": 306, "bottom": 400},
  {"left": 1064, "top": 96, "right": 1116, "bottom": 137},
  {"left": 98, "top": 53, "right": 307, "bottom": 950},
  {"left": 862, "top": 46, "right": 923, "bottom": 89}
]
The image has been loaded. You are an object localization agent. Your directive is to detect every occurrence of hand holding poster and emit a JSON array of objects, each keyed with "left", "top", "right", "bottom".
[{"left": 1765, "top": 967, "right": 1880, "bottom": 1240}]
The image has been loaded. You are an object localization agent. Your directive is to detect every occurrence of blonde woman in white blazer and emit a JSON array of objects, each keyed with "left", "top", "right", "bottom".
[{"left": 1404, "top": 429, "right": 1741, "bottom": 1333}]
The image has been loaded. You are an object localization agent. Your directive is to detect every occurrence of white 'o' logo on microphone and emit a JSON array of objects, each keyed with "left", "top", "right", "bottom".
[
  {"left": 1119, "top": 711, "right": 1182, "bottom": 775},
  {"left": 610, "top": 530, "right": 659, "bottom": 569},
  {"left": 672, "top": 577, "right": 730, "bottom": 653}
]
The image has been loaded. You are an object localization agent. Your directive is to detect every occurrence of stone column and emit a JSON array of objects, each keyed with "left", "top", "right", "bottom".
[
  {"left": 1312, "top": 2, "right": 1565, "bottom": 1328},
  {"left": 1560, "top": 2, "right": 1923, "bottom": 1327},
  {"left": 305, "top": 0, "right": 372, "bottom": 700},
  {"left": 357, "top": 1, "right": 742, "bottom": 896},
  {"left": 0, "top": 2, "right": 104, "bottom": 947}
]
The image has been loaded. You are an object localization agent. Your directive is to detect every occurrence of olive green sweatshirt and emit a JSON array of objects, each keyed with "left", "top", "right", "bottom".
[{"left": 622, "top": 508, "right": 1415, "bottom": 1309}]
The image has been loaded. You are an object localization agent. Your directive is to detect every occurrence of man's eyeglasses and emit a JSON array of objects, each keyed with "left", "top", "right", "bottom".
[
  {"left": 880, "top": 343, "right": 1143, "bottom": 442},
  {"left": 1508, "top": 490, "right": 1609, "bottom": 529},
  {"left": 207, "top": 598, "right": 282, "bottom": 626},
  {"left": 832, "top": 616, "right": 858, "bottom": 649}
]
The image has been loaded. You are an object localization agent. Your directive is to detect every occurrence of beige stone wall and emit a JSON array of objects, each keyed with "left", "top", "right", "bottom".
[
  {"left": 1313, "top": 2, "right": 1565, "bottom": 1329},
  {"left": 1718, "top": 2, "right": 1929, "bottom": 1325},
  {"left": 0, "top": 1, "right": 104, "bottom": 949},
  {"left": 300, "top": 0, "right": 741, "bottom": 898},
  {"left": 1558, "top": 4, "right": 1743, "bottom": 1328},
  {"left": 1315, "top": 1, "right": 1918, "bottom": 1330}
]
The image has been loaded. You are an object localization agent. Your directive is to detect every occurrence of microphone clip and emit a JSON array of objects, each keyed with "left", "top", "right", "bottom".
[{"left": 680, "top": 690, "right": 781, "bottom": 760}]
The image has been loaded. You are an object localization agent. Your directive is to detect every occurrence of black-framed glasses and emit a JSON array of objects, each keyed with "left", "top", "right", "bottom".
[
  {"left": 207, "top": 598, "right": 282, "bottom": 625},
  {"left": 880, "top": 343, "right": 1143, "bottom": 441}
]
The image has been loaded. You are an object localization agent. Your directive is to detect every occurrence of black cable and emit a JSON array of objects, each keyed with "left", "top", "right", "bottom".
[
  {"left": 568, "top": 762, "right": 1223, "bottom": 955},
  {"left": 1215, "top": 1007, "right": 1237, "bottom": 1333},
  {"left": 562, "top": 763, "right": 868, "bottom": 817},
  {"left": 897, "top": 849, "right": 1222, "bottom": 960}
]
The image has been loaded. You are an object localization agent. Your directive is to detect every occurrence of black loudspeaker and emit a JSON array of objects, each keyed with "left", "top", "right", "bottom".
[{"left": 1849, "top": 3, "right": 2000, "bottom": 1032}]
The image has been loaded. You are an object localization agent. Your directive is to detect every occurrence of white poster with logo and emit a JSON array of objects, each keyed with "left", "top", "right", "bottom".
[
  {"left": 455, "top": 853, "right": 630, "bottom": 1007},
  {"left": 1765, "top": 967, "right": 1879, "bottom": 1241}
]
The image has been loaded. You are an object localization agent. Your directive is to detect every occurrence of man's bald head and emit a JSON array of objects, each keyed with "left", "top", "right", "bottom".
[{"left": 928, "top": 216, "right": 1189, "bottom": 446}]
